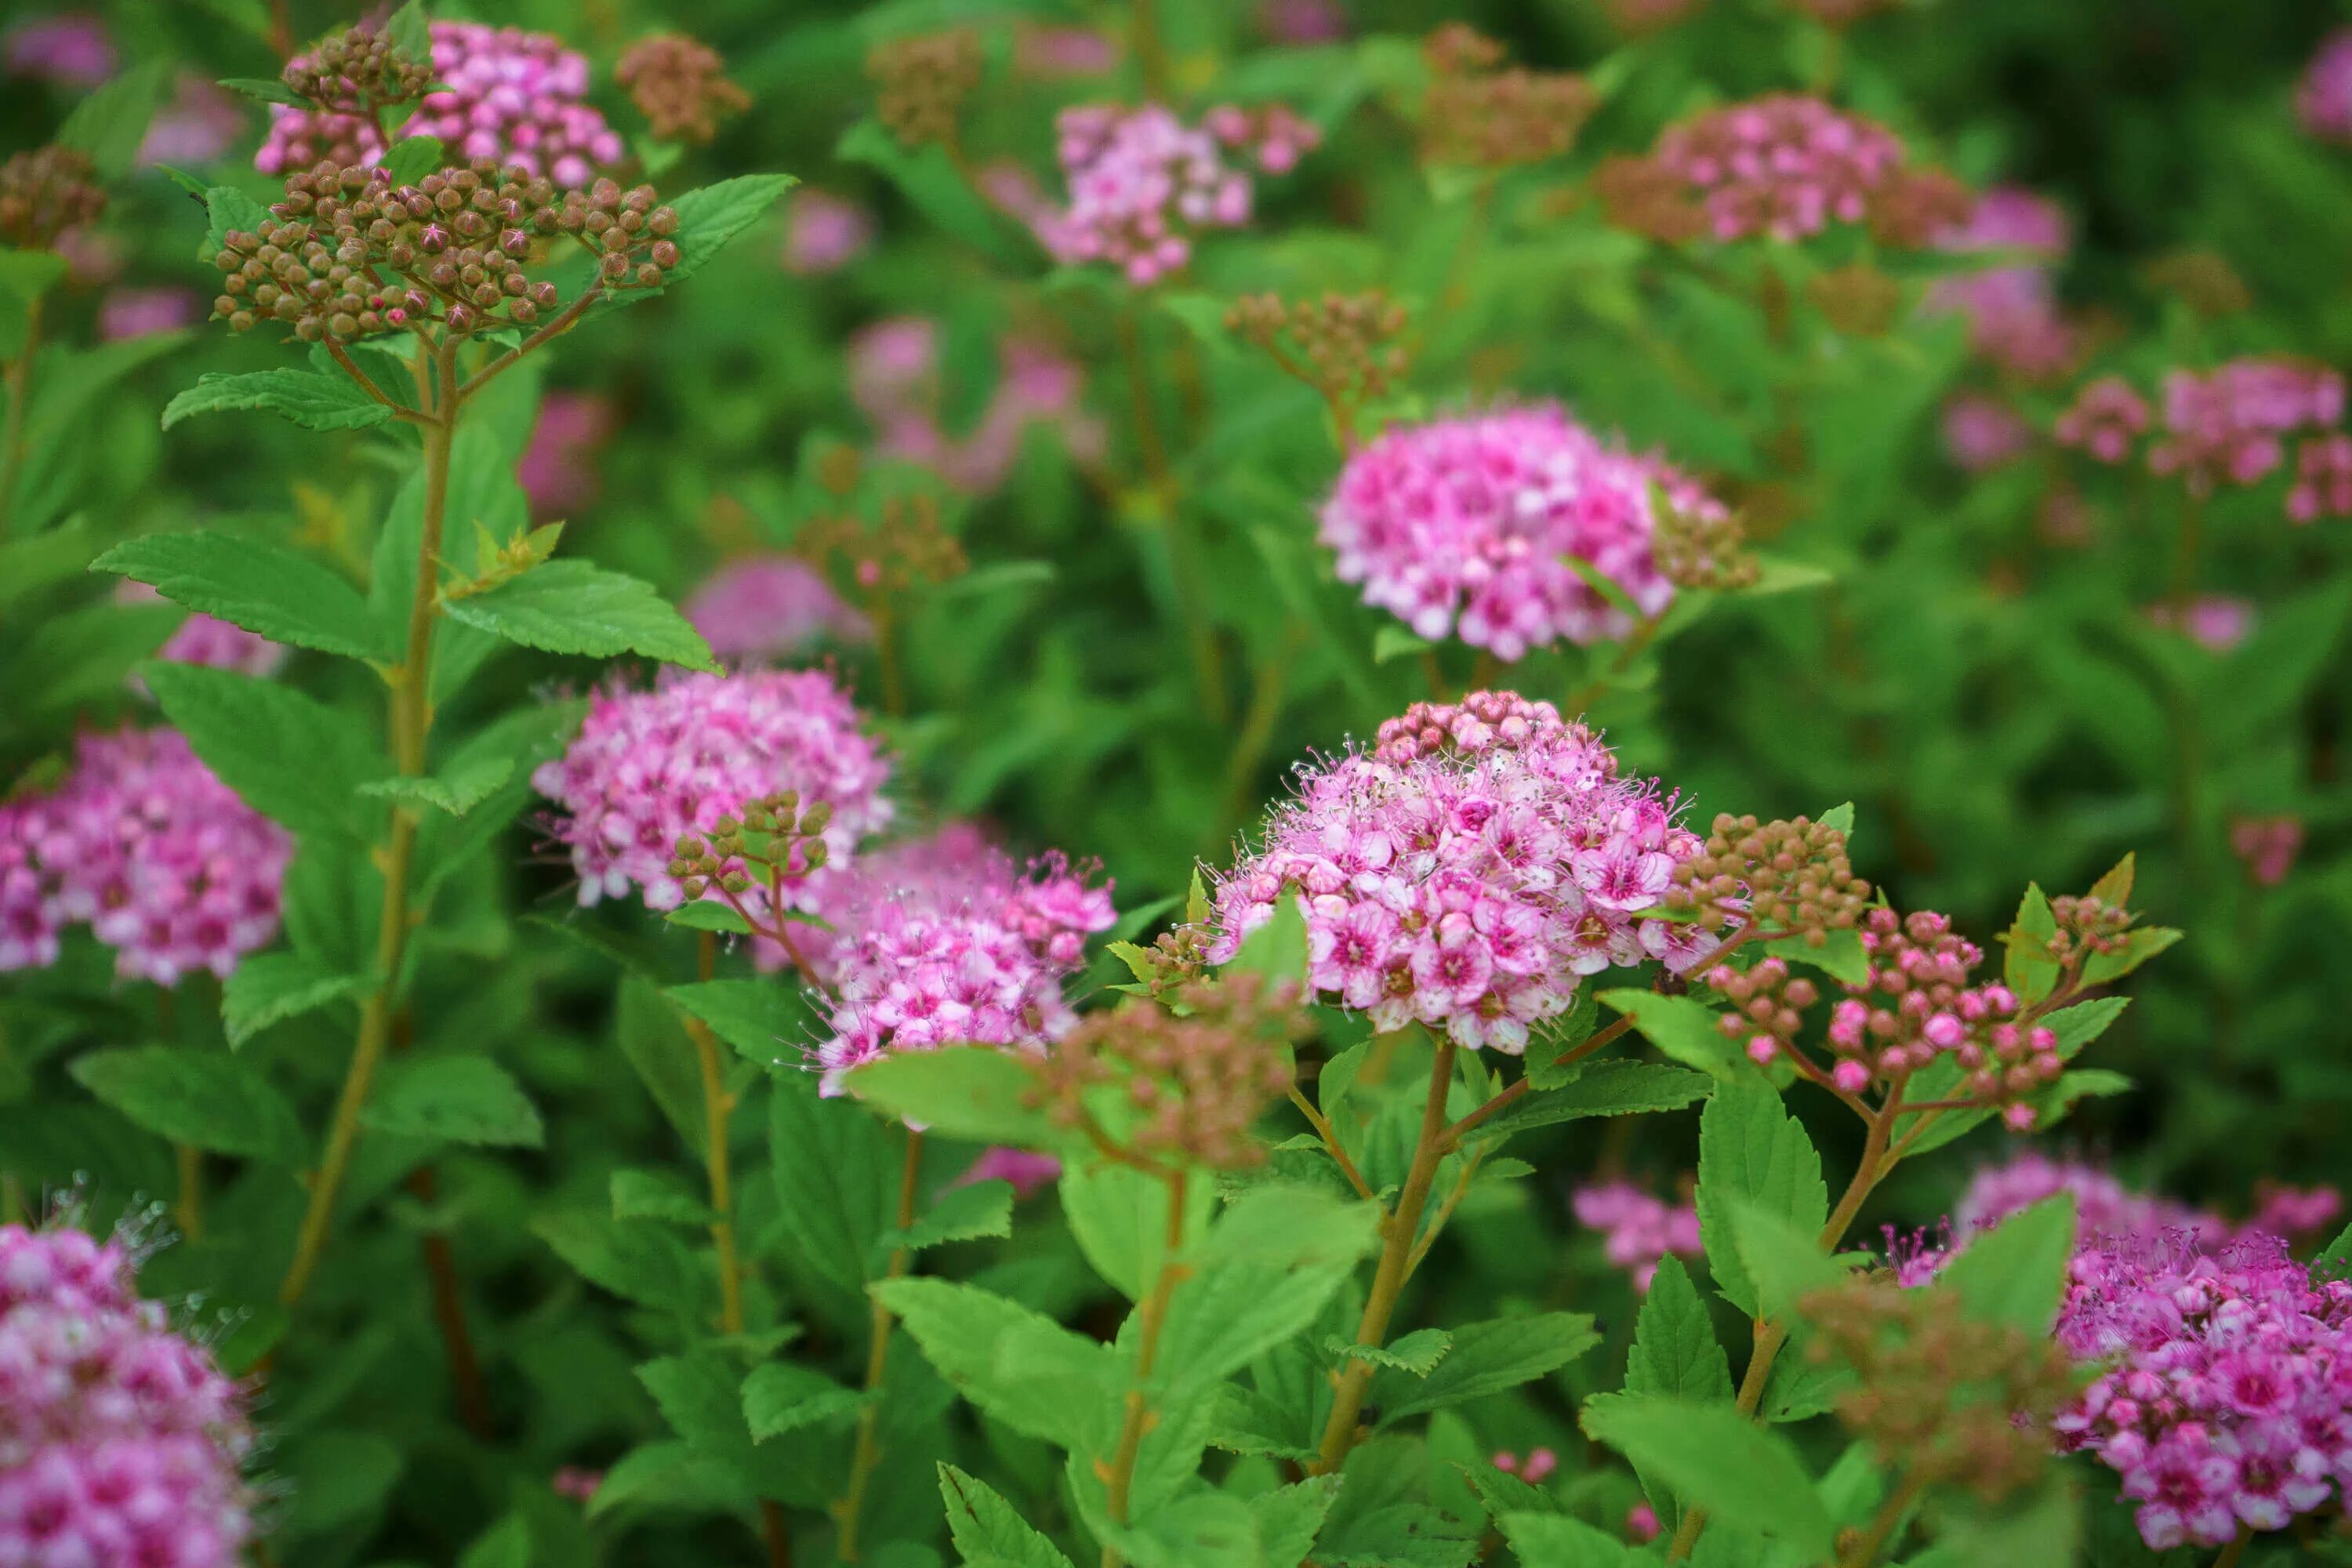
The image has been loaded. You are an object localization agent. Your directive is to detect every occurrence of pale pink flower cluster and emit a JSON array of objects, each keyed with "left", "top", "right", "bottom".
[
  {"left": 1926, "top": 187, "right": 2075, "bottom": 379},
  {"left": 2231, "top": 815, "right": 2306, "bottom": 887},
  {"left": 517, "top": 392, "right": 615, "bottom": 517},
  {"left": 1941, "top": 393, "right": 2031, "bottom": 473},
  {"left": 2145, "top": 595, "right": 2255, "bottom": 652},
  {"left": 259, "top": 22, "right": 624, "bottom": 187},
  {"left": 2053, "top": 1232, "right": 2352, "bottom": 1550},
  {"left": 1208, "top": 692, "right": 1718, "bottom": 1054},
  {"left": 0, "top": 1224, "right": 254, "bottom": 1568},
  {"left": 2151, "top": 358, "right": 2346, "bottom": 495},
  {"left": 809, "top": 823, "right": 1114, "bottom": 1093},
  {"left": 2289, "top": 433, "right": 2352, "bottom": 523},
  {"left": 1955, "top": 1152, "right": 2230, "bottom": 1250},
  {"left": 2053, "top": 375, "right": 2150, "bottom": 463},
  {"left": 0, "top": 728, "right": 289, "bottom": 985},
  {"left": 1572, "top": 1178, "right": 1701, "bottom": 1291},
  {"left": 2, "top": 13, "right": 112, "bottom": 87},
  {"left": 1649, "top": 94, "right": 1909, "bottom": 242},
  {"left": 2298, "top": 30, "right": 2352, "bottom": 144},
  {"left": 114, "top": 582, "right": 287, "bottom": 681},
  {"left": 780, "top": 190, "right": 873, "bottom": 276},
  {"left": 137, "top": 77, "right": 243, "bottom": 169},
  {"left": 1319, "top": 406, "right": 1726, "bottom": 660},
  {"left": 96, "top": 288, "right": 201, "bottom": 343},
  {"left": 684, "top": 556, "right": 870, "bottom": 665},
  {"left": 532, "top": 669, "right": 894, "bottom": 920},
  {"left": 848, "top": 318, "right": 1102, "bottom": 492},
  {"left": 1036, "top": 102, "right": 1319, "bottom": 284}
]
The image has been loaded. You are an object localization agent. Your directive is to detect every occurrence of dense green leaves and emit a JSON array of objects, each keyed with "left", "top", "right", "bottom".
[
  {"left": 874, "top": 1277, "right": 1120, "bottom": 1450},
  {"left": 845, "top": 1045, "right": 1063, "bottom": 1145},
  {"left": 220, "top": 953, "right": 371, "bottom": 1047},
  {"left": 768, "top": 1073, "right": 895, "bottom": 1293},
  {"left": 1373, "top": 1313, "right": 1599, "bottom": 1424},
  {"left": 1471, "top": 1060, "right": 1712, "bottom": 1143},
  {"left": 141, "top": 662, "right": 381, "bottom": 838},
  {"left": 69, "top": 1046, "right": 305, "bottom": 1164},
  {"left": 1696, "top": 1076, "right": 1828, "bottom": 1317},
  {"left": 361, "top": 1056, "right": 544, "bottom": 1148},
  {"left": 95, "top": 531, "right": 391, "bottom": 661},
  {"left": 1581, "top": 1395, "right": 1835, "bottom": 1555}
]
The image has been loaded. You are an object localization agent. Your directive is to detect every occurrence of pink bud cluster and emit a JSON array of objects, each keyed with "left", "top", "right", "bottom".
[
  {"left": 1810, "top": 908, "right": 2059, "bottom": 1126},
  {"left": 809, "top": 823, "right": 1114, "bottom": 1094},
  {"left": 2289, "top": 433, "right": 2352, "bottom": 524},
  {"left": 684, "top": 556, "right": 872, "bottom": 666},
  {"left": 952, "top": 1145, "right": 1065, "bottom": 1200},
  {"left": 0, "top": 728, "right": 289, "bottom": 984},
  {"left": 2053, "top": 376, "right": 2151, "bottom": 463},
  {"left": 1926, "top": 187, "right": 2076, "bottom": 379},
  {"left": 1036, "top": 102, "right": 1319, "bottom": 285},
  {"left": 259, "top": 22, "right": 623, "bottom": 187},
  {"left": 114, "top": 582, "right": 287, "bottom": 681},
  {"left": 1209, "top": 691, "right": 1718, "bottom": 1054},
  {"left": 848, "top": 318, "right": 1102, "bottom": 493},
  {"left": 1571, "top": 1178, "right": 1701, "bottom": 1291},
  {"left": 532, "top": 668, "right": 894, "bottom": 919},
  {"left": 2298, "top": 30, "right": 2352, "bottom": 145},
  {"left": 2053, "top": 1232, "right": 2352, "bottom": 1550},
  {"left": 1646, "top": 95, "right": 1915, "bottom": 242},
  {"left": 1490, "top": 1447, "right": 1559, "bottom": 1483},
  {"left": 2152, "top": 359, "right": 2346, "bottom": 494},
  {"left": 2230, "top": 815, "right": 2306, "bottom": 887},
  {"left": 0, "top": 1223, "right": 255, "bottom": 1568},
  {"left": 1318, "top": 406, "right": 1729, "bottom": 662}
]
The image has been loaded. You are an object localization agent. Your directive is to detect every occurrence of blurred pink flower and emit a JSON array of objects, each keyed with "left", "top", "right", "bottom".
[
  {"left": 1260, "top": 0, "right": 1348, "bottom": 42},
  {"left": 2230, "top": 815, "right": 2304, "bottom": 887},
  {"left": 782, "top": 190, "right": 874, "bottom": 276},
  {"left": 1626, "top": 1501, "right": 1661, "bottom": 1543},
  {"left": 1573, "top": 1178, "right": 1702, "bottom": 1291},
  {"left": 684, "top": 555, "right": 871, "bottom": 663},
  {"left": 2146, "top": 595, "right": 2255, "bottom": 652},
  {"left": 1491, "top": 1448, "right": 1558, "bottom": 1483},
  {"left": 1943, "top": 394, "right": 2032, "bottom": 472},
  {"left": 2247, "top": 1181, "right": 2339, "bottom": 1240},
  {"left": 4, "top": 12, "right": 113, "bottom": 87},
  {"left": 849, "top": 318, "right": 1101, "bottom": 493},
  {"left": 2298, "top": 29, "right": 2352, "bottom": 144},
  {"left": 953, "top": 1146, "right": 1064, "bottom": 1200},
  {"left": 1014, "top": 25, "right": 1119, "bottom": 78},
  {"left": 552, "top": 1468, "right": 602, "bottom": 1503},
  {"left": 138, "top": 76, "right": 243, "bottom": 167},
  {"left": 517, "top": 392, "right": 616, "bottom": 517},
  {"left": 98, "top": 287, "right": 199, "bottom": 343}
]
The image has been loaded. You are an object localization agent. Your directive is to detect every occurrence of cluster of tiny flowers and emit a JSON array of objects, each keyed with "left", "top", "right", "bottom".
[
  {"left": 1599, "top": 95, "right": 1967, "bottom": 246},
  {"left": 2145, "top": 593, "right": 2263, "bottom": 655},
  {"left": 1417, "top": 24, "right": 1596, "bottom": 169},
  {"left": 2151, "top": 358, "right": 2347, "bottom": 495},
  {"left": 953, "top": 1145, "right": 1063, "bottom": 1201},
  {"left": 1225, "top": 291, "right": 1413, "bottom": 410},
  {"left": 1490, "top": 1448, "right": 1558, "bottom": 1483},
  {"left": 847, "top": 318, "right": 1102, "bottom": 494},
  {"left": 2230, "top": 815, "right": 2305, "bottom": 887},
  {"left": 2053, "top": 1232, "right": 2352, "bottom": 1549},
  {"left": 811, "top": 825, "right": 1113, "bottom": 1094},
  {"left": 114, "top": 583, "right": 286, "bottom": 681},
  {"left": 1037, "top": 102, "right": 1318, "bottom": 285},
  {"left": 532, "top": 669, "right": 893, "bottom": 922},
  {"left": 0, "top": 728, "right": 289, "bottom": 984},
  {"left": 2298, "top": 30, "right": 2352, "bottom": 144},
  {"left": 1667, "top": 812, "right": 1869, "bottom": 942},
  {"left": 1319, "top": 406, "right": 1729, "bottom": 660},
  {"left": 1571, "top": 1178, "right": 1700, "bottom": 1291},
  {"left": 684, "top": 556, "right": 872, "bottom": 665},
  {"left": 517, "top": 391, "right": 615, "bottom": 517},
  {"left": 1944, "top": 392, "right": 2034, "bottom": 473},
  {"left": 1821, "top": 908, "right": 2060, "bottom": 1123},
  {"left": 0, "top": 146, "right": 105, "bottom": 252},
  {"left": 3, "top": 13, "right": 114, "bottom": 87},
  {"left": 1925, "top": 187, "right": 2077, "bottom": 379},
  {"left": 260, "top": 23, "right": 623, "bottom": 187},
  {"left": 615, "top": 33, "right": 748, "bottom": 147},
  {"left": 2054, "top": 376, "right": 2151, "bottom": 463},
  {"left": 781, "top": 189, "right": 873, "bottom": 275},
  {"left": 1208, "top": 692, "right": 1715, "bottom": 1054},
  {"left": 0, "top": 1224, "right": 255, "bottom": 1567},
  {"left": 2289, "top": 432, "right": 2352, "bottom": 523},
  {"left": 1955, "top": 1152, "right": 2232, "bottom": 1249}
]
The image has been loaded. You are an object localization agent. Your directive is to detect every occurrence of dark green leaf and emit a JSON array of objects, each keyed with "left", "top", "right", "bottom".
[
  {"left": 141, "top": 662, "right": 381, "bottom": 839},
  {"left": 162, "top": 368, "right": 394, "bottom": 432},
  {"left": 220, "top": 953, "right": 371, "bottom": 1047},
  {"left": 69, "top": 1045, "right": 306, "bottom": 1163},
  {"left": 95, "top": 531, "right": 388, "bottom": 661},
  {"left": 742, "top": 1363, "right": 864, "bottom": 1441},
  {"left": 769, "top": 1073, "right": 895, "bottom": 1292},
  {"left": 873, "top": 1277, "right": 1120, "bottom": 1450},
  {"left": 1696, "top": 1076, "right": 1827, "bottom": 1318},
  {"left": 1595, "top": 989, "right": 1742, "bottom": 1077},
  {"left": 1472, "top": 1060, "right": 1711, "bottom": 1144},
  {"left": 884, "top": 1178, "right": 1014, "bottom": 1256},
  {"left": 667, "top": 978, "right": 818, "bottom": 1069},
  {"left": 440, "top": 559, "right": 718, "bottom": 670},
  {"left": 1581, "top": 1394, "right": 1834, "bottom": 1555},
  {"left": 1375, "top": 1312, "right": 1599, "bottom": 1423},
  {"left": 361, "top": 1055, "right": 544, "bottom": 1148},
  {"left": 845, "top": 1045, "right": 1062, "bottom": 1145}
]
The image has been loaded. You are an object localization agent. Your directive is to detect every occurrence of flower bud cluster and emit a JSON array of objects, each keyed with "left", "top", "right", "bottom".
[
  {"left": 1826, "top": 908, "right": 2060, "bottom": 1121},
  {"left": 0, "top": 1223, "right": 256, "bottom": 1568},
  {"left": 2045, "top": 890, "right": 2133, "bottom": 971},
  {"left": 2230, "top": 815, "right": 2304, "bottom": 886},
  {"left": 1225, "top": 291, "right": 1412, "bottom": 408},
  {"left": 1417, "top": 24, "right": 1597, "bottom": 169},
  {"left": 1030, "top": 975, "right": 1304, "bottom": 1170},
  {"left": 2290, "top": 433, "right": 2352, "bottom": 524},
  {"left": 280, "top": 24, "right": 432, "bottom": 120},
  {"left": 213, "top": 159, "right": 681, "bottom": 343},
  {"left": 869, "top": 30, "right": 984, "bottom": 149},
  {"left": 617, "top": 34, "right": 749, "bottom": 146},
  {"left": 1571, "top": 1178, "right": 1701, "bottom": 1291},
  {"left": 668, "top": 791, "right": 838, "bottom": 907},
  {"left": 0, "top": 146, "right": 105, "bottom": 252},
  {"left": 2053, "top": 376, "right": 2150, "bottom": 463},
  {"left": 1210, "top": 691, "right": 1719, "bottom": 1053},
  {"left": 0, "top": 727, "right": 289, "bottom": 984},
  {"left": 796, "top": 488, "right": 969, "bottom": 599},
  {"left": 1319, "top": 405, "right": 1731, "bottom": 660},
  {"left": 2151, "top": 358, "right": 2345, "bottom": 495},
  {"left": 1598, "top": 95, "right": 1968, "bottom": 246},
  {"left": 1800, "top": 1274, "right": 2074, "bottom": 1503},
  {"left": 1651, "top": 496, "right": 1759, "bottom": 590},
  {"left": 1707, "top": 956, "right": 1820, "bottom": 1068},
  {"left": 1667, "top": 812, "right": 1869, "bottom": 942}
]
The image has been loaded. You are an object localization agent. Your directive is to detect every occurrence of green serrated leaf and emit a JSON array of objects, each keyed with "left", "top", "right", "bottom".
[
  {"left": 845, "top": 1045, "right": 1063, "bottom": 1146},
  {"left": 742, "top": 1363, "right": 864, "bottom": 1441},
  {"left": 95, "top": 532, "right": 387, "bottom": 661},
  {"left": 361, "top": 1055, "right": 543, "bottom": 1148},
  {"left": 69, "top": 1045, "right": 306, "bottom": 1164},
  {"left": 439, "top": 559, "right": 718, "bottom": 670},
  {"left": 938, "top": 1463, "right": 1076, "bottom": 1568},
  {"left": 1939, "top": 1195, "right": 2077, "bottom": 1330},
  {"left": 1696, "top": 1076, "right": 1828, "bottom": 1318},
  {"left": 140, "top": 662, "right": 381, "bottom": 839},
  {"left": 612, "top": 1167, "right": 717, "bottom": 1225},
  {"left": 220, "top": 953, "right": 372, "bottom": 1047},
  {"left": 1595, "top": 989, "right": 1743, "bottom": 1078},
  {"left": 1374, "top": 1312, "right": 1598, "bottom": 1424},
  {"left": 1581, "top": 1393, "right": 1835, "bottom": 1555},
  {"left": 162, "top": 368, "right": 394, "bottom": 433},
  {"left": 884, "top": 1178, "right": 1014, "bottom": 1256}
]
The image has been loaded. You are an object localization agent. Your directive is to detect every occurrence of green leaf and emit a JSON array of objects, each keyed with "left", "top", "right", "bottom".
[
  {"left": 742, "top": 1363, "right": 863, "bottom": 1441},
  {"left": 2044, "top": 996, "right": 2130, "bottom": 1054},
  {"left": 95, "top": 532, "right": 387, "bottom": 662},
  {"left": 1818, "top": 802, "right": 1856, "bottom": 833},
  {"left": 770, "top": 1074, "right": 895, "bottom": 1292},
  {"left": 220, "top": 953, "right": 371, "bottom": 1047},
  {"left": 666, "top": 978, "right": 818, "bottom": 1068},
  {"left": 839, "top": 120, "right": 1029, "bottom": 266},
  {"left": 938, "top": 1463, "right": 1076, "bottom": 1568},
  {"left": 1761, "top": 1352, "right": 1853, "bottom": 1424},
  {"left": 440, "top": 559, "right": 718, "bottom": 670},
  {"left": 1327, "top": 1327, "right": 1451, "bottom": 1375},
  {"left": 1743, "top": 554, "right": 1835, "bottom": 594},
  {"left": 2081, "top": 926, "right": 2182, "bottom": 986},
  {"left": 1373, "top": 625, "right": 1436, "bottom": 664},
  {"left": 1374, "top": 1312, "right": 1599, "bottom": 1424},
  {"left": 361, "top": 1055, "right": 544, "bottom": 1148},
  {"left": 162, "top": 368, "right": 394, "bottom": 433},
  {"left": 1595, "top": 989, "right": 1741, "bottom": 1077},
  {"left": 68, "top": 1046, "right": 305, "bottom": 1164},
  {"left": 385, "top": 0, "right": 430, "bottom": 61},
  {"left": 56, "top": 61, "right": 169, "bottom": 180},
  {"left": 1226, "top": 892, "right": 1308, "bottom": 989},
  {"left": 1497, "top": 1513, "right": 1636, "bottom": 1567},
  {"left": 2001, "top": 884, "right": 2060, "bottom": 1007},
  {"left": 586, "top": 1440, "right": 746, "bottom": 1519},
  {"left": 380, "top": 135, "right": 444, "bottom": 186},
  {"left": 0, "top": 249, "right": 69, "bottom": 359},
  {"left": 1060, "top": 1158, "right": 1211, "bottom": 1299},
  {"left": 1247, "top": 1477, "right": 1343, "bottom": 1567},
  {"left": 664, "top": 901, "right": 754, "bottom": 935},
  {"left": 357, "top": 753, "right": 513, "bottom": 815},
  {"left": 1622, "top": 1254, "right": 1731, "bottom": 1531},
  {"left": 532, "top": 1210, "right": 704, "bottom": 1314},
  {"left": 277, "top": 1430, "right": 403, "bottom": 1539},
  {"left": 661, "top": 173, "right": 799, "bottom": 288},
  {"left": 1731, "top": 1201, "right": 1847, "bottom": 1322},
  {"left": 1581, "top": 1394, "right": 1835, "bottom": 1555},
  {"left": 844, "top": 1045, "right": 1062, "bottom": 1145},
  {"left": 141, "top": 662, "right": 381, "bottom": 839},
  {"left": 885, "top": 1178, "right": 1014, "bottom": 1255},
  {"left": 1523, "top": 989, "right": 1599, "bottom": 1088},
  {"left": 1761, "top": 927, "right": 1867, "bottom": 985},
  {"left": 456, "top": 1512, "right": 531, "bottom": 1568},
  {"left": 1938, "top": 1195, "right": 2076, "bottom": 1330},
  {"left": 612, "top": 1168, "right": 717, "bottom": 1225},
  {"left": 198, "top": 185, "right": 270, "bottom": 264},
  {"left": 217, "top": 75, "right": 307, "bottom": 106},
  {"left": 1159, "top": 1184, "right": 1383, "bottom": 1396},
  {"left": 2317, "top": 1223, "right": 2352, "bottom": 1279},
  {"left": 1471, "top": 1061, "right": 1711, "bottom": 1144},
  {"left": 1696, "top": 1076, "right": 1828, "bottom": 1318},
  {"left": 873, "top": 1277, "right": 1120, "bottom": 1451},
  {"left": 617, "top": 974, "right": 712, "bottom": 1155}
]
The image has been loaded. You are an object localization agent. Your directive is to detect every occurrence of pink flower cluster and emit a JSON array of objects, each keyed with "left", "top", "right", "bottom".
[
  {"left": 1926, "top": 187, "right": 2075, "bottom": 379},
  {"left": 3, "top": 13, "right": 113, "bottom": 88},
  {"left": 517, "top": 392, "right": 615, "bottom": 517},
  {"left": 2144, "top": 594, "right": 2255, "bottom": 652},
  {"left": 2289, "top": 433, "right": 2352, "bottom": 523},
  {"left": 1942, "top": 393, "right": 2032, "bottom": 474},
  {"left": 1648, "top": 94, "right": 1911, "bottom": 242},
  {"left": 1490, "top": 1447, "right": 1559, "bottom": 1483},
  {"left": 0, "top": 1224, "right": 255, "bottom": 1567},
  {"left": 97, "top": 288, "right": 202, "bottom": 343},
  {"left": 1955, "top": 1152, "right": 2230, "bottom": 1250},
  {"left": 1319, "top": 406, "right": 1727, "bottom": 661},
  {"left": 259, "top": 22, "right": 623, "bottom": 187},
  {"left": 1208, "top": 691, "right": 1718, "bottom": 1054},
  {"left": 848, "top": 318, "right": 1102, "bottom": 493},
  {"left": 2230, "top": 815, "right": 2306, "bottom": 887},
  {"left": 0, "top": 728, "right": 289, "bottom": 985},
  {"left": 2152, "top": 359, "right": 2347, "bottom": 495},
  {"left": 532, "top": 668, "right": 894, "bottom": 920},
  {"left": 810, "top": 824, "right": 1114, "bottom": 1094},
  {"left": 2053, "top": 376, "right": 2151, "bottom": 463},
  {"left": 1809, "top": 908, "right": 2060, "bottom": 1127},
  {"left": 1036, "top": 102, "right": 1318, "bottom": 284},
  {"left": 953, "top": 1145, "right": 1065, "bottom": 1200},
  {"left": 1572, "top": 1178, "right": 1701, "bottom": 1291},
  {"left": 2053, "top": 1232, "right": 2352, "bottom": 1550},
  {"left": 780, "top": 190, "right": 873, "bottom": 276},
  {"left": 115, "top": 582, "right": 287, "bottom": 681},
  {"left": 685, "top": 556, "right": 871, "bottom": 665},
  {"left": 2298, "top": 30, "right": 2352, "bottom": 145}
]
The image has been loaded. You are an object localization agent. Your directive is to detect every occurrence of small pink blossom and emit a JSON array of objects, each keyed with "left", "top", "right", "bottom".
[
  {"left": 954, "top": 1146, "right": 1065, "bottom": 1200},
  {"left": 782, "top": 190, "right": 874, "bottom": 275},
  {"left": 3, "top": 12, "right": 113, "bottom": 87},
  {"left": 2054, "top": 376, "right": 2151, "bottom": 464},
  {"left": 138, "top": 76, "right": 243, "bottom": 168},
  {"left": 2299, "top": 30, "right": 2352, "bottom": 144},
  {"left": 2146, "top": 595, "right": 2256, "bottom": 652},
  {"left": 517, "top": 392, "right": 615, "bottom": 517},
  {"left": 1625, "top": 1501, "right": 1661, "bottom": 1542},
  {"left": 1573, "top": 1178, "right": 1701, "bottom": 1291},
  {"left": 98, "top": 286, "right": 201, "bottom": 343},
  {"left": 1943, "top": 394, "right": 2033, "bottom": 473},
  {"left": 2230, "top": 815, "right": 2305, "bottom": 887},
  {"left": 685, "top": 556, "right": 871, "bottom": 665},
  {"left": 1490, "top": 1447, "right": 1558, "bottom": 1483}
]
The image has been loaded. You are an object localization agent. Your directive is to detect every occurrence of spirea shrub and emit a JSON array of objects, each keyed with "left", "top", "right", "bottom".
[{"left": 2, "top": 2, "right": 2349, "bottom": 1566}]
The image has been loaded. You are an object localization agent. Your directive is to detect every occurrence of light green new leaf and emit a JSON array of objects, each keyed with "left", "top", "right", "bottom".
[
  {"left": 661, "top": 173, "right": 799, "bottom": 287},
  {"left": 667, "top": 978, "right": 819, "bottom": 1069},
  {"left": 1581, "top": 1394, "right": 1835, "bottom": 1555},
  {"left": 1696, "top": 1076, "right": 1828, "bottom": 1318},
  {"left": 1061, "top": 1159, "right": 1213, "bottom": 1299},
  {"left": 95, "top": 532, "right": 389, "bottom": 661},
  {"left": 874, "top": 1277, "right": 1120, "bottom": 1451},
  {"left": 938, "top": 1464, "right": 1075, "bottom": 1568},
  {"left": 440, "top": 559, "right": 719, "bottom": 671},
  {"left": 1731, "top": 1202, "right": 1848, "bottom": 1321},
  {"left": 846, "top": 1045, "right": 1063, "bottom": 1146},
  {"left": 357, "top": 753, "right": 514, "bottom": 815},
  {"left": 1374, "top": 1312, "right": 1599, "bottom": 1424},
  {"left": 1472, "top": 1060, "right": 1711, "bottom": 1144},
  {"left": 1938, "top": 1195, "right": 2076, "bottom": 1330},
  {"left": 883, "top": 1179, "right": 1014, "bottom": 1257},
  {"left": 220, "top": 953, "right": 371, "bottom": 1047},
  {"left": 1595, "top": 989, "right": 1743, "bottom": 1077}
]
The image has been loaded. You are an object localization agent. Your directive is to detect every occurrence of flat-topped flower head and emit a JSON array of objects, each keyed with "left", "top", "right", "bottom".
[
  {"left": 532, "top": 668, "right": 893, "bottom": 922},
  {"left": 1209, "top": 692, "right": 1711, "bottom": 1053},
  {"left": 1319, "top": 405, "right": 1729, "bottom": 660},
  {"left": 0, "top": 1222, "right": 256, "bottom": 1568},
  {"left": 2151, "top": 358, "right": 2346, "bottom": 494},
  {"left": 0, "top": 728, "right": 289, "bottom": 985},
  {"left": 684, "top": 556, "right": 872, "bottom": 665},
  {"left": 808, "top": 824, "right": 1113, "bottom": 1093}
]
